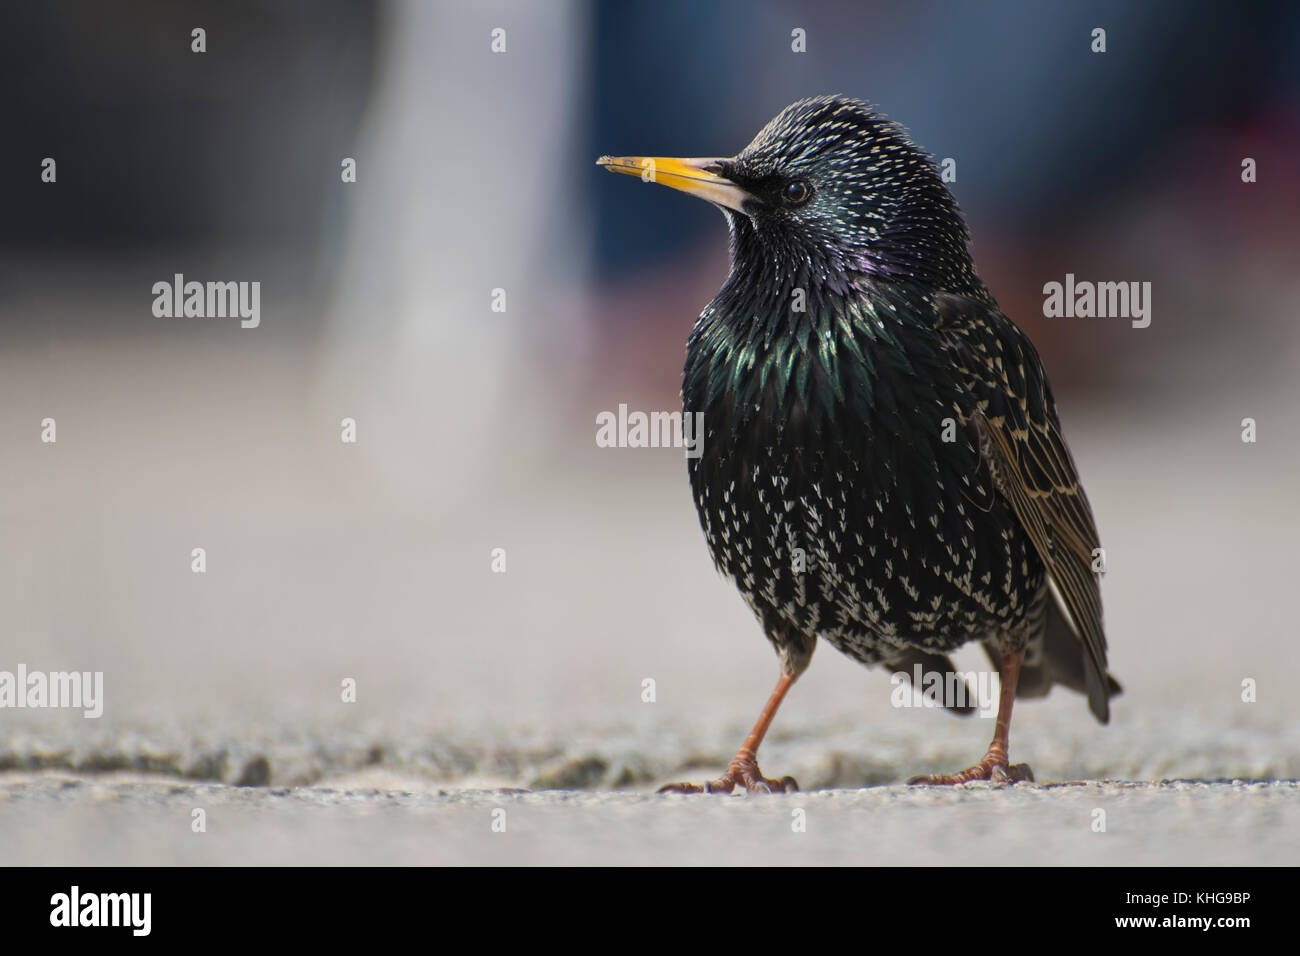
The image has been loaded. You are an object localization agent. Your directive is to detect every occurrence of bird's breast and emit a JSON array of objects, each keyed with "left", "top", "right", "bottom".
[{"left": 682, "top": 304, "right": 1040, "bottom": 645}]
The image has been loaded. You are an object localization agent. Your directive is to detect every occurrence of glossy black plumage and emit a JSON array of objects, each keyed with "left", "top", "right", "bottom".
[{"left": 601, "top": 95, "right": 1119, "bottom": 790}]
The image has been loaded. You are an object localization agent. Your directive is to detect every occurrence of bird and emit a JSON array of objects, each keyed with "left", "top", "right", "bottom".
[{"left": 597, "top": 95, "right": 1120, "bottom": 792}]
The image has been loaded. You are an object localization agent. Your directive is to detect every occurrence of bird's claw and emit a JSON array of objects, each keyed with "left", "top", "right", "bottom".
[
  {"left": 907, "top": 759, "right": 1034, "bottom": 786},
  {"left": 659, "top": 753, "right": 798, "bottom": 795}
]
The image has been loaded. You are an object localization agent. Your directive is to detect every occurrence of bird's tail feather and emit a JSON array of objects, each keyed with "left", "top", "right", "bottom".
[{"left": 888, "top": 648, "right": 978, "bottom": 717}]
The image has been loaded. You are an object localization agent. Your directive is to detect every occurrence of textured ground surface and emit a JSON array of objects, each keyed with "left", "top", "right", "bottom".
[
  {"left": 3, "top": 773, "right": 1296, "bottom": 866},
  {"left": 2, "top": 704, "right": 1296, "bottom": 865}
]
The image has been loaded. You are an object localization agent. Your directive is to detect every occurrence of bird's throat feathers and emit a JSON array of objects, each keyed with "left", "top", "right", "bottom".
[{"left": 685, "top": 245, "right": 950, "bottom": 443}]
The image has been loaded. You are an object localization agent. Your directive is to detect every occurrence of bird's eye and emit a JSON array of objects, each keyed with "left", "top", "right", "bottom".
[{"left": 783, "top": 180, "right": 812, "bottom": 205}]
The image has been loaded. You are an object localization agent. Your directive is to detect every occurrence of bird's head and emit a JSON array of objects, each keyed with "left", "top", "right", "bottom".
[{"left": 599, "top": 95, "right": 979, "bottom": 295}]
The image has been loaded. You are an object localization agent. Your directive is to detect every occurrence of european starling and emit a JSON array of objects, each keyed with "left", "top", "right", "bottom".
[{"left": 598, "top": 95, "right": 1120, "bottom": 792}]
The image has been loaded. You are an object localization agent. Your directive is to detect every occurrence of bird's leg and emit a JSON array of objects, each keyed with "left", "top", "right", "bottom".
[
  {"left": 659, "top": 669, "right": 801, "bottom": 795},
  {"left": 908, "top": 649, "right": 1034, "bottom": 785}
]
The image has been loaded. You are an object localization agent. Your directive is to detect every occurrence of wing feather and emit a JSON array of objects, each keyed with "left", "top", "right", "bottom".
[{"left": 935, "top": 293, "right": 1110, "bottom": 718}]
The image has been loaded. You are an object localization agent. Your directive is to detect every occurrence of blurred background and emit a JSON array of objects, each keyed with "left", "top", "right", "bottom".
[{"left": 1, "top": 0, "right": 1298, "bottom": 802}]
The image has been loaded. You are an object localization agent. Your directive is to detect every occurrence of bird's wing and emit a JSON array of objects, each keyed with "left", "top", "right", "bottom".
[{"left": 933, "top": 292, "right": 1111, "bottom": 720}]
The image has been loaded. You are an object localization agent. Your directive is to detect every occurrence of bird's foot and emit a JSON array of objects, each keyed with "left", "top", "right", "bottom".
[
  {"left": 658, "top": 750, "right": 798, "bottom": 795},
  {"left": 907, "top": 743, "right": 1033, "bottom": 786}
]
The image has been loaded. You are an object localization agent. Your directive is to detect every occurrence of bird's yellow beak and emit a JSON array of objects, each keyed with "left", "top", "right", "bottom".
[{"left": 596, "top": 155, "right": 751, "bottom": 213}]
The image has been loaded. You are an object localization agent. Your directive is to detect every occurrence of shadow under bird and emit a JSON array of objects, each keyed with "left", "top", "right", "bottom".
[{"left": 598, "top": 95, "right": 1120, "bottom": 792}]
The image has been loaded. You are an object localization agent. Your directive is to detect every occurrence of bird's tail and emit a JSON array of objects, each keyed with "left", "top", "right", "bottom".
[
  {"left": 888, "top": 648, "right": 978, "bottom": 717},
  {"left": 984, "top": 599, "right": 1122, "bottom": 724}
]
